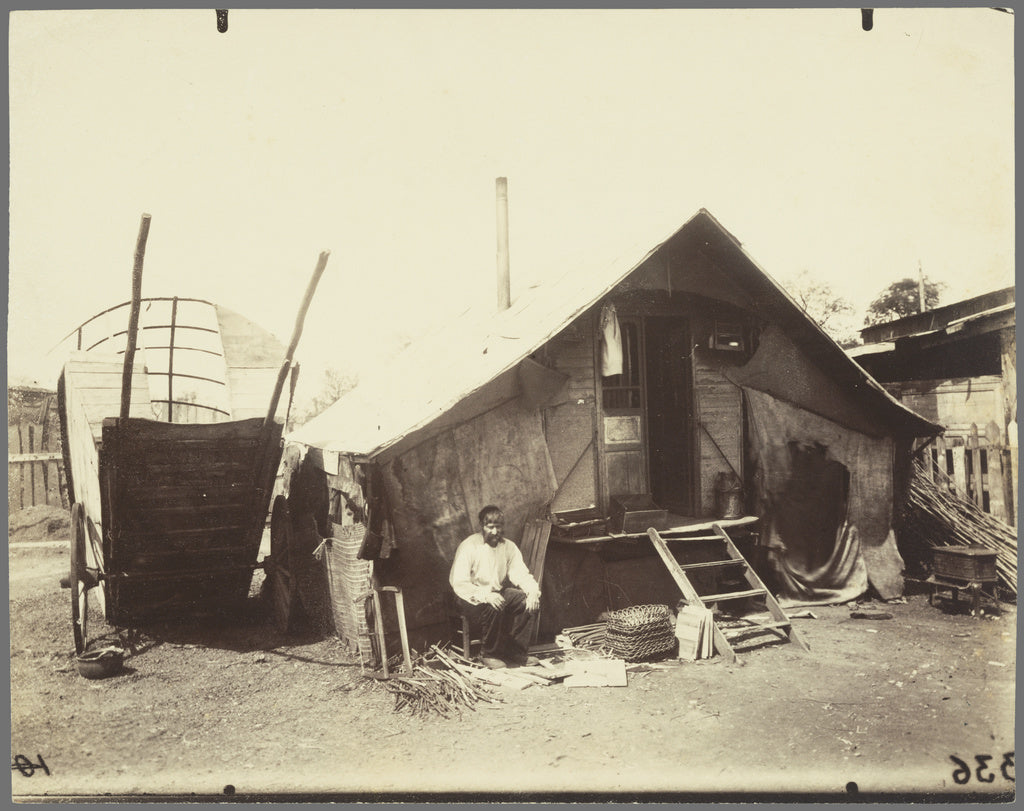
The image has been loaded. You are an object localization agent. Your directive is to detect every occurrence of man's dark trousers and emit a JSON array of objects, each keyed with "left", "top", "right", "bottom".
[{"left": 457, "top": 586, "right": 535, "bottom": 664}]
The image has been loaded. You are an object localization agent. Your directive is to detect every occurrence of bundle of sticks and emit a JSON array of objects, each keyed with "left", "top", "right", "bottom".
[
  {"left": 903, "top": 458, "right": 1017, "bottom": 595},
  {"left": 561, "top": 622, "right": 607, "bottom": 650},
  {"left": 374, "top": 646, "right": 499, "bottom": 717}
]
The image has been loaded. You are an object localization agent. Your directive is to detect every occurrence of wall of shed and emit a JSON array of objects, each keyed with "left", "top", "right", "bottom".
[
  {"left": 691, "top": 329, "right": 745, "bottom": 516},
  {"left": 885, "top": 376, "right": 1004, "bottom": 442},
  {"left": 541, "top": 319, "right": 599, "bottom": 512},
  {"left": 1000, "top": 326, "right": 1016, "bottom": 428}
]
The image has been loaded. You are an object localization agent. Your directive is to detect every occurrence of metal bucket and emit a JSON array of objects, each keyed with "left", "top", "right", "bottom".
[{"left": 713, "top": 472, "right": 744, "bottom": 519}]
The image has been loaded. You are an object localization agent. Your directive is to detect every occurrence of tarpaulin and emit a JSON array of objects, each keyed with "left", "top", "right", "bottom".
[{"left": 742, "top": 388, "right": 904, "bottom": 602}]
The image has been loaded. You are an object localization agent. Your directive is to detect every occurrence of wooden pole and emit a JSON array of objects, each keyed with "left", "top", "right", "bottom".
[
  {"left": 167, "top": 297, "right": 179, "bottom": 422},
  {"left": 264, "top": 251, "right": 330, "bottom": 429},
  {"left": 496, "top": 177, "right": 511, "bottom": 311},
  {"left": 918, "top": 260, "right": 926, "bottom": 313},
  {"left": 968, "top": 423, "right": 983, "bottom": 509},
  {"left": 120, "top": 213, "right": 152, "bottom": 421}
]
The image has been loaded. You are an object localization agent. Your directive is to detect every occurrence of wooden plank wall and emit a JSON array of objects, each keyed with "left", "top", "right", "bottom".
[
  {"left": 542, "top": 318, "right": 598, "bottom": 512},
  {"left": 63, "top": 352, "right": 155, "bottom": 443},
  {"left": 893, "top": 376, "right": 1002, "bottom": 437},
  {"left": 693, "top": 347, "right": 744, "bottom": 517},
  {"left": 63, "top": 376, "right": 105, "bottom": 527},
  {"left": 61, "top": 353, "right": 153, "bottom": 526}
]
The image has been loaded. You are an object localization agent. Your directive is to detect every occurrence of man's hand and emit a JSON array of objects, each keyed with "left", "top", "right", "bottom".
[
  {"left": 525, "top": 590, "right": 540, "bottom": 612},
  {"left": 483, "top": 592, "right": 505, "bottom": 609}
]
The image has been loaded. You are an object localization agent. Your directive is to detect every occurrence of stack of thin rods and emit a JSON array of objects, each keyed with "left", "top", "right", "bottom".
[
  {"left": 561, "top": 622, "right": 607, "bottom": 650},
  {"left": 371, "top": 645, "right": 500, "bottom": 717},
  {"left": 903, "top": 456, "right": 1017, "bottom": 595}
]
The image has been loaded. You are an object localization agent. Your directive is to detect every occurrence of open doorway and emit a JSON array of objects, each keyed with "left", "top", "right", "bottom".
[{"left": 644, "top": 317, "right": 695, "bottom": 515}]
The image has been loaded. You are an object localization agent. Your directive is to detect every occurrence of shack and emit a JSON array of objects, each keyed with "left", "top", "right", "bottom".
[
  {"left": 852, "top": 286, "right": 1016, "bottom": 526},
  {"left": 285, "top": 208, "right": 940, "bottom": 652}
]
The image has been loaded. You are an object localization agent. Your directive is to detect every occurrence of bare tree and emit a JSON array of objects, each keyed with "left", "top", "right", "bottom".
[
  {"left": 781, "top": 269, "right": 861, "bottom": 348},
  {"left": 290, "top": 367, "right": 358, "bottom": 429}
]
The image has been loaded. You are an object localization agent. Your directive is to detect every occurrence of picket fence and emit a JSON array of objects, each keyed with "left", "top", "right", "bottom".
[{"left": 918, "top": 422, "right": 1016, "bottom": 527}]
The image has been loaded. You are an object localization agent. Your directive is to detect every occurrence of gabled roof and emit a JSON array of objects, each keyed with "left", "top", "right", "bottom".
[{"left": 290, "top": 209, "right": 940, "bottom": 457}]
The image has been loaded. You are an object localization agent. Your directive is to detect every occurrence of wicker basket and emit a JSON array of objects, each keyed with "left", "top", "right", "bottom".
[
  {"left": 604, "top": 604, "right": 676, "bottom": 662},
  {"left": 324, "top": 522, "right": 374, "bottom": 655}
]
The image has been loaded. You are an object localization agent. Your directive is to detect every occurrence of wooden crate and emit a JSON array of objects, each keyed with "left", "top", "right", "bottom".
[
  {"left": 609, "top": 494, "right": 667, "bottom": 534},
  {"left": 932, "top": 546, "right": 998, "bottom": 582},
  {"left": 551, "top": 507, "right": 607, "bottom": 539}
]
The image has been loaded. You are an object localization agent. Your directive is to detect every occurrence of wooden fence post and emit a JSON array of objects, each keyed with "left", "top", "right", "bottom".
[
  {"left": 984, "top": 421, "right": 1007, "bottom": 523},
  {"left": 951, "top": 438, "right": 967, "bottom": 499},
  {"left": 968, "top": 423, "right": 983, "bottom": 509}
]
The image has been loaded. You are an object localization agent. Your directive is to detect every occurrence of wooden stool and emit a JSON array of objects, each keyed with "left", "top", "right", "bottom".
[
  {"left": 447, "top": 592, "right": 482, "bottom": 658},
  {"left": 371, "top": 585, "right": 413, "bottom": 677},
  {"left": 927, "top": 574, "right": 1001, "bottom": 616}
]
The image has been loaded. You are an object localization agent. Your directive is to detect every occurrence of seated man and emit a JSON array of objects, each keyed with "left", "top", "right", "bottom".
[{"left": 449, "top": 504, "right": 541, "bottom": 669}]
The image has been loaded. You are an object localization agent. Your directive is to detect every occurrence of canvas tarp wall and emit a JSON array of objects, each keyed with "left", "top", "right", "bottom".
[
  {"left": 728, "top": 326, "right": 905, "bottom": 602},
  {"left": 372, "top": 397, "right": 558, "bottom": 634}
]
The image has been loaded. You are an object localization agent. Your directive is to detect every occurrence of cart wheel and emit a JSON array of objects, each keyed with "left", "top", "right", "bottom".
[
  {"left": 267, "top": 495, "right": 301, "bottom": 634},
  {"left": 70, "top": 502, "right": 90, "bottom": 654}
]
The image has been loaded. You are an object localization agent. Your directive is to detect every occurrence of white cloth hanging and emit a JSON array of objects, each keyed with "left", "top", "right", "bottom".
[{"left": 599, "top": 302, "right": 623, "bottom": 377}]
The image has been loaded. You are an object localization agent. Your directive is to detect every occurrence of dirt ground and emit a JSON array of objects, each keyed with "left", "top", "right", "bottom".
[{"left": 9, "top": 528, "right": 1017, "bottom": 802}]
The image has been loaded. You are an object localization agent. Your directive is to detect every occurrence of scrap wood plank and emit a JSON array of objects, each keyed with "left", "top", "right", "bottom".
[
  {"left": 515, "top": 665, "right": 559, "bottom": 682},
  {"left": 520, "top": 518, "right": 552, "bottom": 644},
  {"left": 487, "top": 669, "right": 539, "bottom": 690},
  {"left": 520, "top": 664, "right": 569, "bottom": 682}
]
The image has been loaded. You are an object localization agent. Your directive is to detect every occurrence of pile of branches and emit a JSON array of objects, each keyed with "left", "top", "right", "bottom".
[
  {"left": 371, "top": 646, "right": 499, "bottom": 717},
  {"left": 902, "top": 457, "right": 1017, "bottom": 595}
]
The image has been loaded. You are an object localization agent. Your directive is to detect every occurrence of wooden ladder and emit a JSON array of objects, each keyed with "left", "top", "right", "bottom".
[{"left": 646, "top": 524, "right": 809, "bottom": 662}]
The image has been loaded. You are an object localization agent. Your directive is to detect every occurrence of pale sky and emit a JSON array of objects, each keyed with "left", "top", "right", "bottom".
[{"left": 8, "top": 8, "right": 1014, "bottom": 407}]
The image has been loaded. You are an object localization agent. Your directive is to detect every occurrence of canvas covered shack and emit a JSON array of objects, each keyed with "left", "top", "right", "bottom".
[{"left": 286, "top": 208, "right": 940, "bottom": 651}]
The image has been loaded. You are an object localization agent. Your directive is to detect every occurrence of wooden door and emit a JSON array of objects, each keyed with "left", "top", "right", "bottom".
[
  {"left": 600, "top": 319, "right": 648, "bottom": 499},
  {"left": 645, "top": 317, "right": 695, "bottom": 514}
]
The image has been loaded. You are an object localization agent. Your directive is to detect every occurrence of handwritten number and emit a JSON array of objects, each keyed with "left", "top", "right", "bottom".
[
  {"left": 975, "top": 755, "right": 995, "bottom": 783},
  {"left": 950, "top": 755, "right": 971, "bottom": 784},
  {"left": 11, "top": 754, "right": 49, "bottom": 777},
  {"left": 1000, "top": 752, "right": 1015, "bottom": 782}
]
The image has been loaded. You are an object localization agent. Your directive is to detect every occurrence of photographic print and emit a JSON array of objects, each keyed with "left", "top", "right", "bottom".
[{"left": 8, "top": 8, "right": 1015, "bottom": 802}]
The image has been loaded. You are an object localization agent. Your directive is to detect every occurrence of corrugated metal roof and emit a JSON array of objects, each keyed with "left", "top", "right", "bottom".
[{"left": 290, "top": 208, "right": 939, "bottom": 456}]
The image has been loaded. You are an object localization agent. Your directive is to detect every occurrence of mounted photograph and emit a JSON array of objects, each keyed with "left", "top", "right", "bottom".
[{"left": 8, "top": 7, "right": 1015, "bottom": 803}]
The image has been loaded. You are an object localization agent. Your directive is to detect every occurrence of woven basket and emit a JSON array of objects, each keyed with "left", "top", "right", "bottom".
[
  {"left": 324, "top": 522, "right": 374, "bottom": 656},
  {"left": 604, "top": 604, "right": 676, "bottom": 661}
]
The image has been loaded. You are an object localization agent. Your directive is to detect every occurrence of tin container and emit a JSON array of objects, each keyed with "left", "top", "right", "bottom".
[{"left": 932, "top": 546, "right": 998, "bottom": 582}]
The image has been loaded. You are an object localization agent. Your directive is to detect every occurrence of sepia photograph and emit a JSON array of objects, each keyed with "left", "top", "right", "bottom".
[{"left": 7, "top": 7, "right": 1015, "bottom": 802}]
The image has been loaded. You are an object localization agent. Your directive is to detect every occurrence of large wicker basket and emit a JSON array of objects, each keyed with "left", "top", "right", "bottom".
[
  {"left": 604, "top": 604, "right": 676, "bottom": 662},
  {"left": 324, "top": 522, "right": 374, "bottom": 655}
]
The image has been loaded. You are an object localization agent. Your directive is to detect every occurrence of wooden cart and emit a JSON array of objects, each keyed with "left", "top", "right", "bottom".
[{"left": 58, "top": 214, "right": 328, "bottom": 652}]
